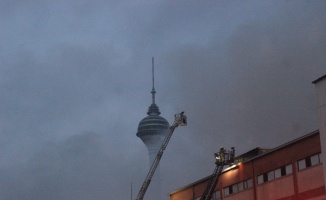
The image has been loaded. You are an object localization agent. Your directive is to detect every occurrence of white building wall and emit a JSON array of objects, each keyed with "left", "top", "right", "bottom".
[{"left": 313, "top": 75, "right": 326, "bottom": 191}]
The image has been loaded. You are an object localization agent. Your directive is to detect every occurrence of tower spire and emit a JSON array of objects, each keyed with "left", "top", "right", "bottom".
[
  {"left": 151, "top": 57, "right": 156, "bottom": 104},
  {"left": 147, "top": 57, "right": 160, "bottom": 116}
]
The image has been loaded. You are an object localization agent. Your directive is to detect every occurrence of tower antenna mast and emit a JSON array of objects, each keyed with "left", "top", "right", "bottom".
[
  {"left": 152, "top": 57, "right": 154, "bottom": 90},
  {"left": 151, "top": 57, "right": 156, "bottom": 104}
]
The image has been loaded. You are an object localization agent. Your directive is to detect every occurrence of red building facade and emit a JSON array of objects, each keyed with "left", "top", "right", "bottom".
[{"left": 170, "top": 130, "right": 326, "bottom": 200}]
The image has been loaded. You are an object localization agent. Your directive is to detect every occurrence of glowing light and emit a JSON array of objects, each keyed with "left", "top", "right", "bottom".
[
  {"left": 224, "top": 164, "right": 237, "bottom": 171},
  {"left": 223, "top": 162, "right": 242, "bottom": 172}
]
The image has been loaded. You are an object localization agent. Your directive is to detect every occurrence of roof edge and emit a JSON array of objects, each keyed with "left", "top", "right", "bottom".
[
  {"left": 312, "top": 74, "right": 326, "bottom": 84},
  {"left": 243, "top": 129, "right": 319, "bottom": 163}
]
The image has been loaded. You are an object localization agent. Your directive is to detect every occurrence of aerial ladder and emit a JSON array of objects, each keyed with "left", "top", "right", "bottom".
[
  {"left": 136, "top": 111, "right": 187, "bottom": 200},
  {"left": 200, "top": 147, "right": 235, "bottom": 200}
]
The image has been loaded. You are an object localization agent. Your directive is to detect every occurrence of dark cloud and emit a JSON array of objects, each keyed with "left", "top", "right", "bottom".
[
  {"left": 0, "top": 133, "right": 117, "bottom": 199},
  {"left": 0, "top": 1, "right": 326, "bottom": 200}
]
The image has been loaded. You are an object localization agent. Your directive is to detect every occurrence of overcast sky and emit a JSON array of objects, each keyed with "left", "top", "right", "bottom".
[{"left": 1, "top": 1, "right": 326, "bottom": 200}]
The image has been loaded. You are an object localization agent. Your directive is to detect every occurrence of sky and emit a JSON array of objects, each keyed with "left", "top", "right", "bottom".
[{"left": 1, "top": 1, "right": 326, "bottom": 200}]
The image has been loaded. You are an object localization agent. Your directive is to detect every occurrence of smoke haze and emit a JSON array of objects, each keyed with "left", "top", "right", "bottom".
[{"left": 1, "top": 1, "right": 326, "bottom": 199}]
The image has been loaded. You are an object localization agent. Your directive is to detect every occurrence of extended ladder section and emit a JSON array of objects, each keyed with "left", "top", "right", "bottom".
[
  {"left": 200, "top": 163, "right": 224, "bottom": 200},
  {"left": 200, "top": 147, "right": 235, "bottom": 200},
  {"left": 136, "top": 112, "right": 187, "bottom": 200}
]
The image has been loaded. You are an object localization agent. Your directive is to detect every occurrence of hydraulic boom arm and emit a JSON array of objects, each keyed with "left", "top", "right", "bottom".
[{"left": 136, "top": 112, "right": 187, "bottom": 200}]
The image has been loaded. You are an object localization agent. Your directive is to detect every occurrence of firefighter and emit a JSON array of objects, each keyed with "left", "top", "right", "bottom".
[{"left": 219, "top": 147, "right": 225, "bottom": 163}]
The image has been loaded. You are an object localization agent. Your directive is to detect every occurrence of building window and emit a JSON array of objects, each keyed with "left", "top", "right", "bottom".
[
  {"left": 257, "top": 174, "right": 264, "bottom": 184},
  {"left": 257, "top": 164, "right": 292, "bottom": 184},
  {"left": 267, "top": 171, "right": 275, "bottom": 181},
  {"left": 211, "top": 190, "right": 220, "bottom": 200},
  {"left": 223, "top": 187, "right": 230, "bottom": 196},
  {"left": 238, "top": 179, "right": 253, "bottom": 191},
  {"left": 223, "top": 179, "right": 253, "bottom": 196},
  {"left": 298, "top": 159, "right": 306, "bottom": 170},
  {"left": 232, "top": 184, "right": 238, "bottom": 193},
  {"left": 263, "top": 173, "right": 268, "bottom": 182},
  {"left": 286, "top": 164, "right": 292, "bottom": 174},
  {"left": 311, "top": 154, "right": 320, "bottom": 165},
  {"left": 298, "top": 153, "right": 321, "bottom": 170},
  {"left": 274, "top": 168, "right": 281, "bottom": 179},
  {"left": 246, "top": 179, "right": 253, "bottom": 188},
  {"left": 238, "top": 181, "right": 244, "bottom": 191}
]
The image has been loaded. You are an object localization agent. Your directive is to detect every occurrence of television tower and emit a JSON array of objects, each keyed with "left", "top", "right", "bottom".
[{"left": 136, "top": 58, "right": 169, "bottom": 200}]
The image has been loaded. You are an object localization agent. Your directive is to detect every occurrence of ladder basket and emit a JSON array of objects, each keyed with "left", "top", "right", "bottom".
[{"left": 174, "top": 113, "right": 187, "bottom": 126}]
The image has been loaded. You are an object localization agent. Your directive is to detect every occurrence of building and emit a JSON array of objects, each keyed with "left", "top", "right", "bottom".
[
  {"left": 170, "top": 75, "right": 326, "bottom": 200},
  {"left": 136, "top": 59, "right": 169, "bottom": 200},
  {"left": 170, "top": 130, "right": 324, "bottom": 200}
]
